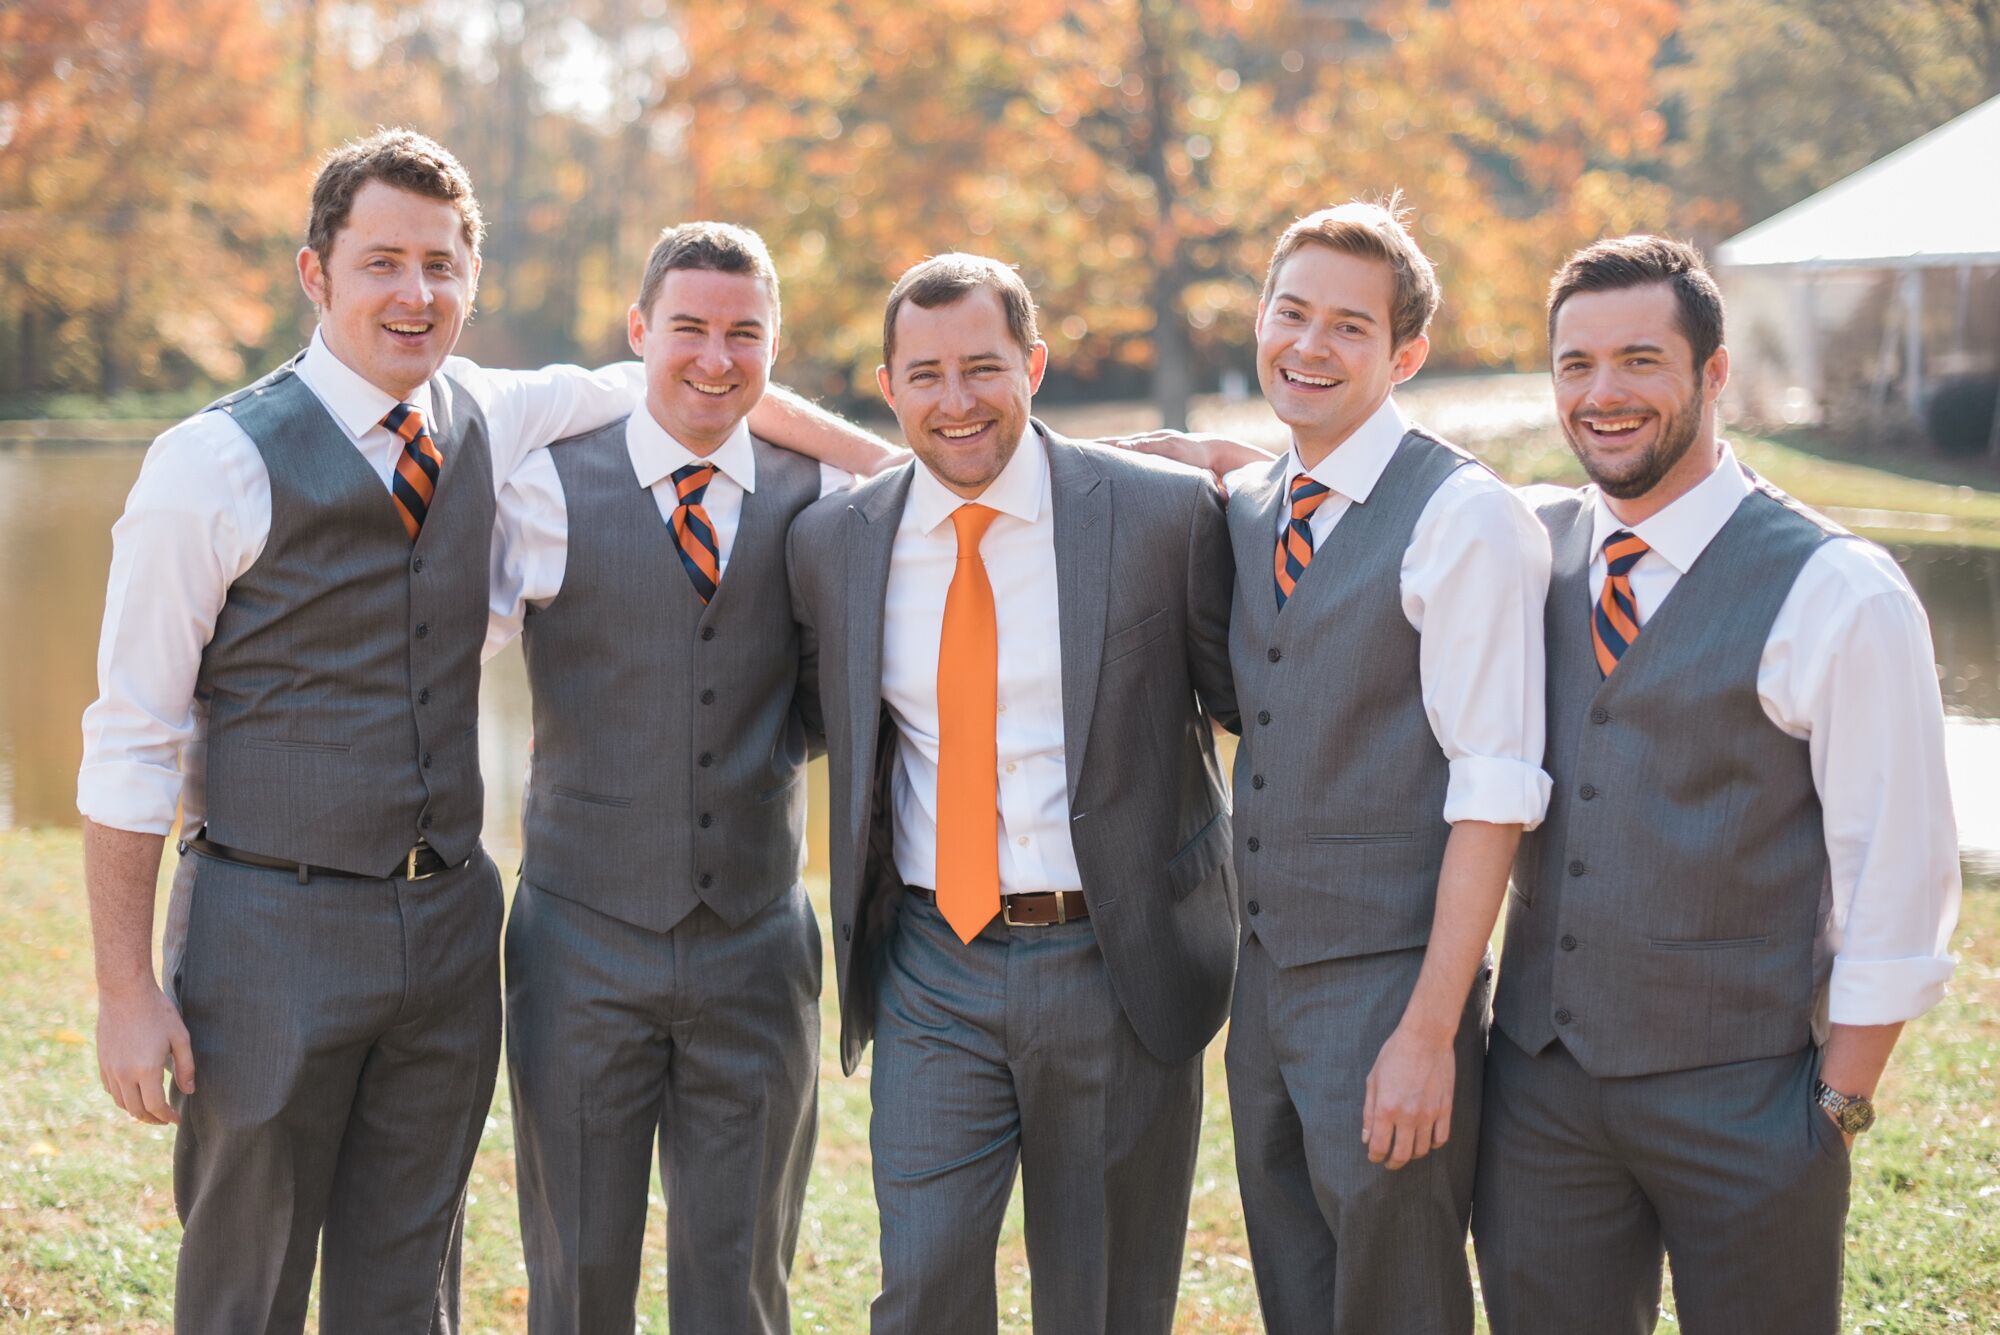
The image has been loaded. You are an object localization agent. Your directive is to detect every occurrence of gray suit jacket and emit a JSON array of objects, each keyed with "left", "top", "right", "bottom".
[{"left": 788, "top": 422, "right": 1240, "bottom": 1074}]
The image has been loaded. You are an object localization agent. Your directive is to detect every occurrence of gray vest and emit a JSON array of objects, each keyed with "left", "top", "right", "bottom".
[
  {"left": 1493, "top": 474, "right": 1843, "bottom": 1078},
  {"left": 195, "top": 357, "right": 493, "bottom": 875},
  {"left": 1227, "top": 430, "right": 1475, "bottom": 968},
  {"left": 519, "top": 420, "right": 819, "bottom": 934}
]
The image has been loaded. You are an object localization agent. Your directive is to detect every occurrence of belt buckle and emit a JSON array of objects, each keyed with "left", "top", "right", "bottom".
[
  {"left": 405, "top": 845, "right": 436, "bottom": 882},
  {"left": 1002, "top": 893, "right": 1068, "bottom": 928}
]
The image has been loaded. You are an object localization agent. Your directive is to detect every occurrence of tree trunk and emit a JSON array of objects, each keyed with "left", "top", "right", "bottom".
[
  {"left": 1151, "top": 276, "right": 1193, "bottom": 430},
  {"left": 95, "top": 310, "right": 123, "bottom": 398}
]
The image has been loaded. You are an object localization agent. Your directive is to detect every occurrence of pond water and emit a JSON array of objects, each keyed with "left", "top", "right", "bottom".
[{"left": 4, "top": 431, "right": 1996, "bottom": 876}]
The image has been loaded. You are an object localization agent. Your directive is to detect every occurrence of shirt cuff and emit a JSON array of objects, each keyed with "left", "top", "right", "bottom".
[
  {"left": 1441, "top": 756, "right": 1552, "bottom": 829},
  {"left": 76, "top": 760, "right": 184, "bottom": 836},
  {"left": 1827, "top": 953, "right": 1958, "bottom": 1027}
]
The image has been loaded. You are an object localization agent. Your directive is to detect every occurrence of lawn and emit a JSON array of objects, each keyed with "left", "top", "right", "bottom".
[{"left": 1, "top": 828, "right": 1995, "bottom": 1332}]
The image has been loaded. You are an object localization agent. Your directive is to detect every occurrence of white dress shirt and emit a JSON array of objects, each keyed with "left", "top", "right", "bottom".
[
  {"left": 1525, "top": 443, "right": 1960, "bottom": 1027},
  {"left": 486, "top": 411, "right": 850, "bottom": 657},
  {"left": 1233, "top": 395, "right": 1554, "bottom": 828},
  {"left": 881, "top": 428, "right": 1084, "bottom": 896},
  {"left": 77, "top": 330, "right": 645, "bottom": 835}
]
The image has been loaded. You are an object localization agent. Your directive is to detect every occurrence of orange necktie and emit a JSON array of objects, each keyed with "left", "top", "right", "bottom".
[{"left": 936, "top": 503, "right": 1002, "bottom": 944}]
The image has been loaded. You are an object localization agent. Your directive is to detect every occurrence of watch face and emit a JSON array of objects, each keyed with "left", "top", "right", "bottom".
[{"left": 1837, "top": 1099, "right": 1876, "bottom": 1135}]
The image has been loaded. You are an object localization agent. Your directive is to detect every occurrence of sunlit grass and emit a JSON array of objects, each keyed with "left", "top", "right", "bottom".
[{"left": 2, "top": 828, "right": 1993, "bottom": 1331}]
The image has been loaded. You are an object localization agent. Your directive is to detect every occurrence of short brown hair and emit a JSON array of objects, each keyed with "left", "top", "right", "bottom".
[
  {"left": 1547, "top": 235, "right": 1724, "bottom": 370},
  {"left": 1261, "top": 193, "right": 1440, "bottom": 348},
  {"left": 882, "top": 253, "right": 1040, "bottom": 370},
  {"left": 636, "top": 221, "right": 781, "bottom": 323},
  {"left": 305, "top": 128, "right": 483, "bottom": 262}
]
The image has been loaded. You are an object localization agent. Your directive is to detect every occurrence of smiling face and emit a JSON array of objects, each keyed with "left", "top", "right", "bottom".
[
  {"left": 878, "top": 286, "right": 1048, "bottom": 498},
  {"left": 297, "top": 179, "right": 478, "bottom": 401},
  {"left": 627, "top": 268, "right": 777, "bottom": 455},
  {"left": 1256, "top": 242, "right": 1428, "bottom": 465},
  {"left": 1551, "top": 282, "right": 1727, "bottom": 509}
]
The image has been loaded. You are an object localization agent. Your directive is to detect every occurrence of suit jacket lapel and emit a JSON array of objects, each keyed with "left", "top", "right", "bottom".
[
  {"left": 1043, "top": 425, "right": 1111, "bottom": 798},
  {"left": 845, "top": 467, "right": 912, "bottom": 833}
]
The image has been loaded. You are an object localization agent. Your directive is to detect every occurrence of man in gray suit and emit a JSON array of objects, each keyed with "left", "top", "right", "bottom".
[
  {"left": 1473, "top": 236, "right": 1961, "bottom": 1334},
  {"left": 489, "top": 222, "right": 894, "bottom": 1332},
  {"left": 787, "top": 253, "right": 1238, "bottom": 1335}
]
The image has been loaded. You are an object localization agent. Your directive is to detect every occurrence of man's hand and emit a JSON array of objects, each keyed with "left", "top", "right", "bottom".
[
  {"left": 1362, "top": 1020, "right": 1457, "bottom": 1170},
  {"left": 97, "top": 981, "right": 195, "bottom": 1125},
  {"left": 1107, "top": 429, "right": 1274, "bottom": 488}
]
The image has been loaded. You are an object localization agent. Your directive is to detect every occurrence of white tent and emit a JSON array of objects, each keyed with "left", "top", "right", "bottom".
[{"left": 1716, "top": 95, "right": 2000, "bottom": 443}]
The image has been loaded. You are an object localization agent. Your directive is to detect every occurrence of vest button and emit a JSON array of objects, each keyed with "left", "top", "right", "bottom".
[
  {"left": 422, "top": 752, "right": 433, "bottom": 769},
  {"left": 842, "top": 922, "right": 852, "bottom": 941},
  {"left": 1251, "top": 774, "right": 1265, "bottom": 790},
  {"left": 699, "top": 752, "right": 713, "bottom": 767},
  {"left": 699, "top": 813, "right": 712, "bottom": 829},
  {"left": 1579, "top": 783, "right": 1597, "bottom": 800},
  {"left": 1246, "top": 837, "right": 1261, "bottom": 852},
  {"left": 699, "top": 873, "right": 713, "bottom": 889},
  {"left": 412, "top": 556, "right": 425, "bottom": 573},
  {"left": 1257, "top": 710, "right": 1272, "bottom": 726},
  {"left": 700, "top": 689, "right": 716, "bottom": 705},
  {"left": 1591, "top": 706, "right": 1610, "bottom": 724},
  {"left": 1247, "top": 899, "right": 1261, "bottom": 915},
  {"left": 1568, "top": 860, "right": 1585, "bottom": 877},
  {"left": 421, "top": 813, "right": 434, "bottom": 829},
  {"left": 1560, "top": 934, "right": 1578, "bottom": 951},
  {"left": 414, "top": 622, "right": 429, "bottom": 639},
  {"left": 417, "top": 688, "right": 431, "bottom": 705},
  {"left": 1554, "top": 1008, "right": 1572, "bottom": 1025},
  {"left": 701, "top": 626, "right": 717, "bottom": 641},
  {"left": 1267, "top": 647, "right": 1282, "bottom": 663}
]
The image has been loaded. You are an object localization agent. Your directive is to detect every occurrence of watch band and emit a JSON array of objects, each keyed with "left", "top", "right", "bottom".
[{"left": 1813, "top": 1079, "right": 1877, "bottom": 1135}]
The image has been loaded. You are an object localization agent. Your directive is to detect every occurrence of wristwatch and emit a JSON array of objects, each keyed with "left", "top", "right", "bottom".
[{"left": 1814, "top": 1079, "right": 1876, "bottom": 1136}]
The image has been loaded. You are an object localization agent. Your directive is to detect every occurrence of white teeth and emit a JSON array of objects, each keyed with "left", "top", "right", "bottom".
[
  {"left": 1283, "top": 370, "right": 1338, "bottom": 387},
  {"left": 938, "top": 424, "right": 986, "bottom": 439},
  {"left": 1589, "top": 417, "right": 1645, "bottom": 433},
  {"left": 689, "top": 381, "right": 732, "bottom": 396},
  {"left": 385, "top": 323, "right": 430, "bottom": 335}
]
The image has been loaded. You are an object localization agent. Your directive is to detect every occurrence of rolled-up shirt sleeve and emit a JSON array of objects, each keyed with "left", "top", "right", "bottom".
[
  {"left": 78, "top": 415, "right": 263, "bottom": 834},
  {"left": 1765, "top": 542, "right": 1960, "bottom": 1025},
  {"left": 449, "top": 357, "right": 645, "bottom": 483},
  {"left": 1401, "top": 469, "right": 1554, "bottom": 828}
]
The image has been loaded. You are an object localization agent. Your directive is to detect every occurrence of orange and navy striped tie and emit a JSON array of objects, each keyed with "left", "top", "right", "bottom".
[
  {"left": 1592, "top": 529, "right": 1651, "bottom": 676},
  {"left": 382, "top": 403, "right": 444, "bottom": 541},
  {"left": 670, "top": 462, "right": 722, "bottom": 603},
  {"left": 1274, "top": 473, "right": 1332, "bottom": 609}
]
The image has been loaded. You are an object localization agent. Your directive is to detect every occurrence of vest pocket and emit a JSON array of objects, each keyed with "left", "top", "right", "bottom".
[
  {"left": 242, "top": 738, "right": 352, "bottom": 755},
  {"left": 1647, "top": 935, "right": 1769, "bottom": 951},
  {"left": 550, "top": 784, "right": 634, "bottom": 809},
  {"left": 1306, "top": 831, "right": 1415, "bottom": 845}
]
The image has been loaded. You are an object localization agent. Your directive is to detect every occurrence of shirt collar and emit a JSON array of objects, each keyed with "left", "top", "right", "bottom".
[
  {"left": 297, "top": 327, "right": 432, "bottom": 441},
  {"left": 1282, "top": 394, "right": 1409, "bottom": 503},
  {"left": 1588, "top": 439, "right": 1751, "bottom": 574},
  {"left": 625, "top": 410, "right": 756, "bottom": 494},
  {"left": 906, "top": 422, "right": 1045, "bottom": 535}
]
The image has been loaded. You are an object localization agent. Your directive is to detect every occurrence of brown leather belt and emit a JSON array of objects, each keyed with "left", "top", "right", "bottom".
[
  {"left": 906, "top": 885, "right": 1089, "bottom": 927},
  {"left": 179, "top": 829, "right": 454, "bottom": 884}
]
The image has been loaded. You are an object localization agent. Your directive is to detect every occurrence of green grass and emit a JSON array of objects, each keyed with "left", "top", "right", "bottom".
[{"left": 2, "top": 828, "right": 1994, "bottom": 1331}]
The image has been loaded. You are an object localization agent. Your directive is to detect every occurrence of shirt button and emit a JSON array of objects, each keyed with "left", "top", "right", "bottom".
[
  {"left": 1247, "top": 899, "right": 1261, "bottom": 916},
  {"left": 699, "top": 873, "right": 713, "bottom": 889},
  {"left": 998, "top": 702, "right": 1008, "bottom": 714},
  {"left": 1568, "top": 860, "right": 1585, "bottom": 877},
  {"left": 1579, "top": 783, "right": 1597, "bottom": 800},
  {"left": 1591, "top": 706, "right": 1610, "bottom": 725},
  {"left": 1257, "top": 710, "right": 1272, "bottom": 726},
  {"left": 699, "top": 813, "right": 712, "bottom": 829},
  {"left": 1246, "top": 837, "right": 1261, "bottom": 852},
  {"left": 700, "top": 689, "right": 715, "bottom": 705},
  {"left": 1251, "top": 774, "right": 1265, "bottom": 790},
  {"left": 1554, "top": 1008, "right": 1573, "bottom": 1025},
  {"left": 1560, "top": 934, "right": 1578, "bottom": 951},
  {"left": 1017, "top": 835, "right": 1030, "bottom": 846},
  {"left": 699, "top": 752, "right": 713, "bottom": 768},
  {"left": 417, "top": 688, "right": 431, "bottom": 705},
  {"left": 414, "top": 622, "right": 430, "bottom": 639},
  {"left": 1005, "top": 762, "right": 1017, "bottom": 774},
  {"left": 701, "top": 626, "right": 717, "bottom": 641},
  {"left": 1267, "top": 647, "right": 1282, "bottom": 663}
]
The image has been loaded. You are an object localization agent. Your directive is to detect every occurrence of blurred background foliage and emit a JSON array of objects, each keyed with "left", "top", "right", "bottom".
[{"left": 1, "top": 0, "right": 1995, "bottom": 423}]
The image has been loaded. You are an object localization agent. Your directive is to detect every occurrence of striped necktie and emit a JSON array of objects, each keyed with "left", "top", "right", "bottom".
[
  {"left": 382, "top": 403, "right": 443, "bottom": 541},
  {"left": 1274, "top": 473, "right": 1333, "bottom": 609},
  {"left": 1592, "top": 529, "right": 1651, "bottom": 677},
  {"left": 670, "top": 462, "right": 722, "bottom": 604}
]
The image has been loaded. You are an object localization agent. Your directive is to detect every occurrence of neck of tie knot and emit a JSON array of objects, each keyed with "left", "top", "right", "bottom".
[
  {"left": 950, "top": 503, "right": 999, "bottom": 557},
  {"left": 1603, "top": 529, "right": 1650, "bottom": 576},
  {"left": 673, "top": 462, "right": 715, "bottom": 507},
  {"left": 1289, "top": 475, "right": 1331, "bottom": 520}
]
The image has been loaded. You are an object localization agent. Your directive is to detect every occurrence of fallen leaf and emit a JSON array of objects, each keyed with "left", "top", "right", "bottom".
[{"left": 52, "top": 1030, "right": 87, "bottom": 1046}]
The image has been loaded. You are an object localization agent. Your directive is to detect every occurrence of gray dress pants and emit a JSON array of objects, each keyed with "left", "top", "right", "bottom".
[
  {"left": 1472, "top": 1031, "right": 1850, "bottom": 1335},
  {"left": 504, "top": 878, "right": 821, "bottom": 1335},
  {"left": 168, "top": 848, "right": 505, "bottom": 1334},
  {"left": 1226, "top": 935, "right": 1491, "bottom": 1335},
  {"left": 868, "top": 894, "right": 1203, "bottom": 1335}
]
